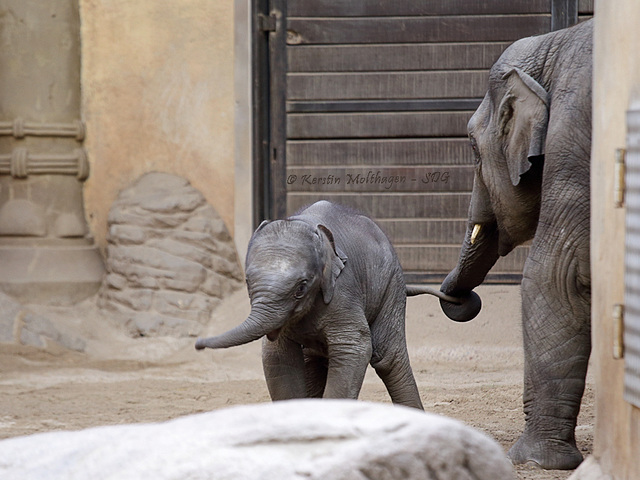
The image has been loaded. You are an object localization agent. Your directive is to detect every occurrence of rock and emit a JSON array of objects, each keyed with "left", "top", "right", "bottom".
[
  {"left": 99, "top": 172, "right": 243, "bottom": 337},
  {"left": 0, "top": 292, "right": 21, "bottom": 343},
  {"left": 0, "top": 400, "right": 515, "bottom": 480},
  {"left": 0, "top": 292, "right": 85, "bottom": 351},
  {"left": 567, "top": 456, "right": 612, "bottom": 480}
]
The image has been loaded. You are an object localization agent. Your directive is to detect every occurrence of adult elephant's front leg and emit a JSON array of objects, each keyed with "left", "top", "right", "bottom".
[
  {"left": 324, "top": 322, "right": 372, "bottom": 400},
  {"left": 508, "top": 227, "right": 591, "bottom": 470},
  {"left": 262, "top": 336, "right": 306, "bottom": 400}
]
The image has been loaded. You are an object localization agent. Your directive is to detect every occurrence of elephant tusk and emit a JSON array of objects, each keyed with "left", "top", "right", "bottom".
[{"left": 470, "top": 224, "right": 482, "bottom": 245}]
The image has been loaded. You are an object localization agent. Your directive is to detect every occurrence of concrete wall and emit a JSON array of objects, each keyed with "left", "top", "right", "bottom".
[
  {"left": 233, "top": 0, "right": 253, "bottom": 267},
  {"left": 80, "top": 0, "right": 236, "bottom": 253},
  {"left": 590, "top": 1, "right": 640, "bottom": 478}
]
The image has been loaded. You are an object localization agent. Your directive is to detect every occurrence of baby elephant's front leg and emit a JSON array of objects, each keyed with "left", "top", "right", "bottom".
[
  {"left": 323, "top": 326, "right": 372, "bottom": 399},
  {"left": 262, "top": 336, "right": 306, "bottom": 400}
]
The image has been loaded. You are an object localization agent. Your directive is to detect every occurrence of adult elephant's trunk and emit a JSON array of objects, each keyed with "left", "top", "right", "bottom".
[
  {"left": 439, "top": 175, "right": 501, "bottom": 321},
  {"left": 195, "top": 304, "right": 287, "bottom": 350}
]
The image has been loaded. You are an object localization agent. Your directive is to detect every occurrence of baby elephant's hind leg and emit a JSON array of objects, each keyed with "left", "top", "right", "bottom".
[{"left": 370, "top": 300, "right": 423, "bottom": 410}]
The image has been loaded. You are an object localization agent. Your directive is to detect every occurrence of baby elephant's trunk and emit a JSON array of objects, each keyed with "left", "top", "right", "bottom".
[{"left": 195, "top": 308, "right": 285, "bottom": 350}]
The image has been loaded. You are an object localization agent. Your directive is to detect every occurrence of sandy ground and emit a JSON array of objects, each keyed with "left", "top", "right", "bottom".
[{"left": 0, "top": 284, "right": 593, "bottom": 480}]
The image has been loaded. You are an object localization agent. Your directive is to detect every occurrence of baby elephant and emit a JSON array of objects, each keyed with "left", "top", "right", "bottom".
[{"left": 196, "top": 200, "right": 426, "bottom": 409}]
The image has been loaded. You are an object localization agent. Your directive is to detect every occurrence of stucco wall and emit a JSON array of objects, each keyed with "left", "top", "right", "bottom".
[
  {"left": 80, "top": 0, "right": 235, "bottom": 252},
  {"left": 591, "top": 1, "right": 640, "bottom": 478}
]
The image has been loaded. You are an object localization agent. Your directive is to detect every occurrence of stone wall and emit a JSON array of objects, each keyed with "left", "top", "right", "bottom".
[{"left": 98, "top": 173, "right": 242, "bottom": 337}]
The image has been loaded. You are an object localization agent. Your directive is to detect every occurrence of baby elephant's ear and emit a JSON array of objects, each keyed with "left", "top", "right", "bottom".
[
  {"left": 317, "top": 224, "right": 347, "bottom": 304},
  {"left": 246, "top": 220, "right": 271, "bottom": 261},
  {"left": 255, "top": 220, "right": 270, "bottom": 233}
]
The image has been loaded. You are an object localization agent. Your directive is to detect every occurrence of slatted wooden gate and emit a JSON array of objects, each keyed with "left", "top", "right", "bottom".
[{"left": 254, "top": 0, "right": 593, "bottom": 283}]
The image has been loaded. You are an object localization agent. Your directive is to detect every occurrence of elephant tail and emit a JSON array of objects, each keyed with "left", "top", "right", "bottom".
[
  {"left": 405, "top": 285, "right": 462, "bottom": 304},
  {"left": 407, "top": 285, "right": 483, "bottom": 323}
]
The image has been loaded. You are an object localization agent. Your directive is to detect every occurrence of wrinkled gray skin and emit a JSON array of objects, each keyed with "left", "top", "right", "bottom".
[
  {"left": 196, "top": 201, "right": 423, "bottom": 410},
  {"left": 440, "top": 20, "right": 592, "bottom": 470}
]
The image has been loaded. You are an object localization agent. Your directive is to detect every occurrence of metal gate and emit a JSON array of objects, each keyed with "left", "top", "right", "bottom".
[
  {"left": 625, "top": 104, "right": 640, "bottom": 408},
  {"left": 254, "top": 0, "right": 593, "bottom": 283}
]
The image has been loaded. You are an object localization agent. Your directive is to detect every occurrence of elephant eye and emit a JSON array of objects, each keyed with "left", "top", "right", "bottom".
[
  {"left": 469, "top": 136, "right": 481, "bottom": 164},
  {"left": 294, "top": 280, "right": 308, "bottom": 299}
]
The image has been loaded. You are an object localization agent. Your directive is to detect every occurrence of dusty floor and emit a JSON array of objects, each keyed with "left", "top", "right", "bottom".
[{"left": 0, "top": 285, "right": 593, "bottom": 480}]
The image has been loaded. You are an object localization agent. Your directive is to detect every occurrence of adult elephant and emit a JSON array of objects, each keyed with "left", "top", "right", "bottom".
[{"left": 438, "top": 20, "right": 592, "bottom": 470}]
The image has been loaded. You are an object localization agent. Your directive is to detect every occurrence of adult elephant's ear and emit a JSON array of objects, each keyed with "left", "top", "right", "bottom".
[
  {"left": 499, "top": 68, "right": 550, "bottom": 186},
  {"left": 317, "top": 224, "right": 347, "bottom": 304}
]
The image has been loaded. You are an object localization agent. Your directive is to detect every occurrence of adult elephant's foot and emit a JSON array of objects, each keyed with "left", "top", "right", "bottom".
[{"left": 507, "top": 432, "right": 583, "bottom": 470}]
